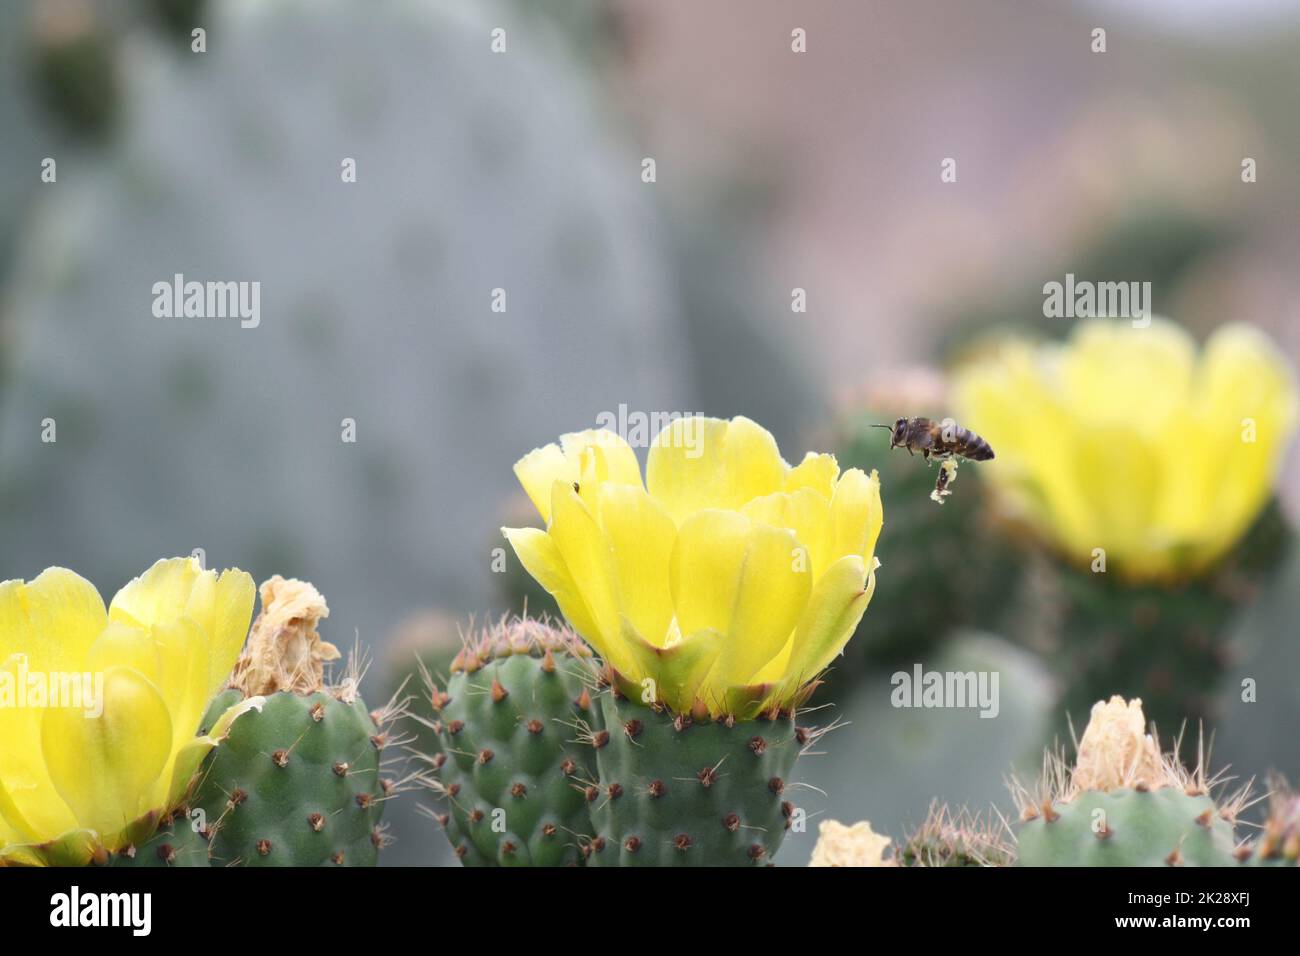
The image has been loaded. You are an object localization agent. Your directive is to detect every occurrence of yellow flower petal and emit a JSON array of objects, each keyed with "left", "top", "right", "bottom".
[
  {"left": 714, "top": 522, "right": 812, "bottom": 689},
  {"left": 784, "top": 451, "right": 839, "bottom": 498},
  {"left": 0, "top": 758, "right": 54, "bottom": 850},
  {"left": 827, "top": 468, "right": 883, "bottom": 564},
  {"left": 0, "top": 809, "right": 23, "bottom": 853},
  {"left": 668, "top": 511, "right": 812, "bottom": 692},
  {"left": 742, "top": 487, "right": 831, "bottom": 580},
  {"left": 502, "top": 526, "right": 636, "bottom": 678},
  {"left": 0, "top": 570, "right": 106, "bottom": 844},
  {"left": 182, "top": 568, "right": 256, "bottom": 696},
  {"left": 514, "top": 430, "right": 642, "bottom": 523},
  {"left": 596, "top": 483, "right": 676, "bottom": 647},
  {"left": 782, "top": 555, "right": 875, "bottom": 690},
  {"left": 1061, "top": 320, "right": 1195, "bottom": 428},
  {"left": 94, "top": 561, "right": 253, "bottom": 810},
  {"left": 106, "top": 560, "right": 254, "bottom": 697},
  {"left": 0, "top": 567, "right": 107, "bottom": 671},
  {"left": 561, "top": 429, "right": 642, "bottom": 489},
  {"left": 85, "top": 620, "right": 160, "bottom": 685},
  {"left": 148, "top": 617, "right": 214, "bottom": 808},
  {"left": 668, "top": 509, "right": 751, "bottom": 638},
  {"left": 503, "top": 527, "right": 597, "bottom": 637},
  {"left": 647, "top": 416, "right": 787, "bottom": 522},
  {"left": 108, "top": 556, "right": 203, "bottom": 630},
  {"left": 513, "top": 443, "right": 572, "bottom": 525},
  {"left": 40, "top": 666, "right": 172, "bottom": 848},
  {"left": 1199, "top": 323, "right": 1299, "bottom": 429},
  {"left": 548, "top": 480, "right": 622, "bottom": 643}
]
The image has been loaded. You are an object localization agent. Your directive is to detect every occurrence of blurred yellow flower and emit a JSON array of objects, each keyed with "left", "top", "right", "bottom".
[
  {"left": 0, "top": 557, "right": 255, "bottom": 865},
  {"left": 954, "top": 319, "right": 1298, "bottom": 581},
  {"left": 503, "top": 416, "right": 883, "bottom": 718}
]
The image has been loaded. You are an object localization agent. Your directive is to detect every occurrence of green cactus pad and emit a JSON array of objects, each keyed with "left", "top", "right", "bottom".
[
  {"left": 586, "top": 694, "right": 802, "bottom": 867},
  {"left": 428, "top": 642, "right": 598, "bottom": 866},
  {"left": 106, "top": 812, "right": 211, "bottom": 868},
  {"left": 1015, "top": 787, "right": 1238, "bottom": 867},
  {"left": 191, "top": 688, "right": 390, "bottom": 867}
]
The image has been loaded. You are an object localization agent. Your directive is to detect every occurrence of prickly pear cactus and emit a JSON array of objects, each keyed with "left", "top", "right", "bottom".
[
  {"left": 194, "top": 688, "right": 391, "bottom": 867},
  {"left": 191, "top": 576, "right": 397, "bottom": 867},
  {"left": 1013, "top": 696, "right": 1244, "bottom": 867},
  {"left": 1017, "top": 787, "right": 1237, "bottom": 867},
  {"left": 106, "top": 810, "right": 211, "bottom": 868},
  {"left": 423, "top": 619, "right": 599, "bottom": 867},
  {"left": 585, "top": 693, "right": 804, "bottom": 867}
]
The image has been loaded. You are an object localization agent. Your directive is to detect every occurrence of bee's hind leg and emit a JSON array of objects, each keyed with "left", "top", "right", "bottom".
[{"left": 930, "top": 458, "right": 958, "bottom": 504}]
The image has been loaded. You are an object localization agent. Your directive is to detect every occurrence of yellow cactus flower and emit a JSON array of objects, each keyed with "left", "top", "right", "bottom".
[
  {"left": 953, "top": 319, "right": 1298, "bottom": 581},
  {"left": 503, "top": 416, "right": 883, "bottom": 718},
  {"left": 0, "top": 557, "right": 256, "bottom": 865}
]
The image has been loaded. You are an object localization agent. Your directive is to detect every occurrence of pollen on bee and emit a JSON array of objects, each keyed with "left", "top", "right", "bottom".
[{"left": 930, "top": 458, "right": 959, "bottom": 505}]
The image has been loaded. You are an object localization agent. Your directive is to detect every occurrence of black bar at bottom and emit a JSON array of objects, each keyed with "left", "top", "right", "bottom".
[{"left": 0, "top": 863, "right": 1279, "bottom": 941}]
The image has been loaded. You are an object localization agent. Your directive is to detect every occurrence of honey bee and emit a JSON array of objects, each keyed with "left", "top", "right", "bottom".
[
  {"left": 874, "top": 417, "right": 994, "bottom": 505},
  {"left": 874, "top": 417, "right": 995, "bottom": 463}
]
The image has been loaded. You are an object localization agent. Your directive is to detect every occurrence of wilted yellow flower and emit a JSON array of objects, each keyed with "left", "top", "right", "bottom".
[
  {"left": 0, "top": 557, "right": 256, "bottom": 865},
  {"left": 954, "top": 319, "right": 1298, "bottom": 581},
  {"left": 809, "top": 819, "right": 894, "bottom": 867},
  {"left": 1072, "top": 696, "right": 1163, "bottom": 793},
  {"left": 504, "top": 416, "right": 883, "bottom": 718}
]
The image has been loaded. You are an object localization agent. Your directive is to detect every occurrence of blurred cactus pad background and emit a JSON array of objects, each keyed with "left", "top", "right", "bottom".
[{"left": 4, "top": 0, "right": 1300, "bottom": 865}]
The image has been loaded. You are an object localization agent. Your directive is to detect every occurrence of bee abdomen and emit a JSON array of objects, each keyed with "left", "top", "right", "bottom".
[{"left": 958, "top": 429, "right": 995, "bottom": 461}]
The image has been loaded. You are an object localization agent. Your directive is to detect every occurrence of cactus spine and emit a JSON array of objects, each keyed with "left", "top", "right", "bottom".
[
  {"left": 897, "top": 803, "right": 1014, "bottom": 867},
  {"left": 1237, "top": 778, "right": 1299, "bottom": 866}
]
